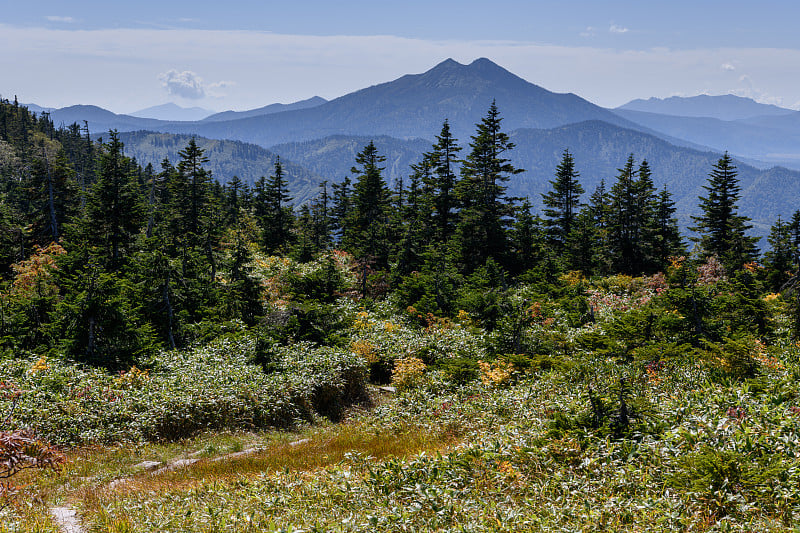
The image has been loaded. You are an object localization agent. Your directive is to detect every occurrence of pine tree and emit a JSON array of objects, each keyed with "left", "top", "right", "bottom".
[
  {"left": 176, "top": 138, "right": 211, "bottom": 240},
  {"left": 569, "top": 180, "right": 611, "bottom": 275},
  {"left": 260, "top": 158, "right": 294, "bottom": 254},
  {"left": 346, "top": 141, "right": 391, "bottom": 267},
  {"left": 82, "top": 131, "right": 144, "bottom": 268},
  {"left": 651, "top": 184, "right": 684, "bottom": 271},
  {"left": 607, "top": 155, "right": 639, "bottom": 274},
  {"left": 331, "top": 176, "right": 352, "bottom": 244},
  {"left": 690, "top": 152, "right": 759, "bottom": 271},
  {"left": 309, "top": 180, "right": 333, "bottom": 252},
  {"left": 425, "top": 120, "right": 461, "bottom": 243},
  {"left": 764, "top": 216, "right": 793, "bottom": 291},
  {"left": 452, "top": 102, "right": 522, "bottom": 272},
  {"left": 508, "top": 199, "right": 546, "bottom": 275},
  {"left": 542, "top": 149, "right": 584, "bottom": 252}
]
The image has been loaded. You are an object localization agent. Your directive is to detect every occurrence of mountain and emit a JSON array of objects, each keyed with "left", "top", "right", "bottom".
[
  {"left": 116, "top": 58, "right": 645, "bottom": 148},
  {"left": 617, "top": 94, "right": 794, "bottom": 121},
  {"left": 612, "top": 108, "right": 800, "bottom": 170},
  {"left": 47, "top": 105, "right": 164, "bottom": 133},
  {"left": 202, "top": 96, "right": 327, "bottom": 122},
  {"left": 115, "top": 131, "right": 322, "bottom": 203},
  {"left": 270, "top": 135, "right": 431, "bottom": 186},
  {"left": 22, "top": 103, "right": 53, "bottom": 115},
  {"left": 27, "top": 59, "right": 707, "bottom": 155},
  {"left": 505, "top": 121, "right": 799, "bottom": 239},
  {"left": 130, "top": 103, "right": 214, "bottom": 121},
  {"left": 270, "top": 122, "right": 798, "bottom": 241}
]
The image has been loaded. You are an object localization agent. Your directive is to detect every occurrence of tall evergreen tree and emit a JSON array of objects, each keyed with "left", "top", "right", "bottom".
[
  {"left": 82, "top": 131, "right": 144, "bottom": 268},
  {"left": 542, "top": 149, "right": 583, "bottom": 252},
  {"left": 764, "top": 216, "right": 793, "bottom": 291},
  {"left": 569, "top": 180, "right": 611, "bottom": 275},
  {"left": 425, "top": 120, "right": 462, "bottom": 243},
  {"left": 453, "top": 102, "right": 522, "bottom": 272},
  {"left": 651, "top": 184, "right": 684, "bottom": 271},
  {"left": 260, "top": 158, "right": 294, "bottom": 254},
  {"left": 176, "top": 138, "right": 211, "bottom": 240},
  {"left": 690, "top": 152, "right": 759, "bottom": 271},
  {"left": 607, "top": 155, "right": 639, "bottom": 274},
  {"left": 331, "top": 176, "right": 352, "bottom": 244},
  {"left": 346, "top": 141, "right": 391, "bottom": 267}
]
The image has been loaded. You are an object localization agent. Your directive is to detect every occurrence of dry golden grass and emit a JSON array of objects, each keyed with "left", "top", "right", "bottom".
[
  {"left": 104, "top": 420, "right": 460, "bottom": 495},
  {"left": 6, "top": 416, "right": 462, "bottom": 530}
]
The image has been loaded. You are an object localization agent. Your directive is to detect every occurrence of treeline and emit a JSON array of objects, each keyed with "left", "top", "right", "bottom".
[{"left": 1, "top": 97, "right": 798, "bottom": 368}]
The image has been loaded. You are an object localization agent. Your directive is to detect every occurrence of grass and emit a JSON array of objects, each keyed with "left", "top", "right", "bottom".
[{"left": 4, "top": 398, "right": 463, "bottom": 533}]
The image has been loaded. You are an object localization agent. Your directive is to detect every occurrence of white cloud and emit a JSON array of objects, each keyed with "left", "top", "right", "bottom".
[
  {"left": 207, "top": 80, "right": 236, "bottom": 98},
  {"left": 580, "top": 27, "right": 595, "bottom": 38},
  {"left": 609, "top": 24, "right": 629, "bottom": 34},
  {"left": 45, "top": 16, "right": 75, "bottom": 23},
  {"left": 721, "top": 63, "right": 736, "bottom": 71},
  {"left": 159, "top": 70, "right": 206, "bottom": 99}
]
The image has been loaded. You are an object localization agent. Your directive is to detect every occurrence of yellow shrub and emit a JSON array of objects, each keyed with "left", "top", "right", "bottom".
[
  {"left": 350, "top": 340, "right": 378, "bottom": 364},
  {"left": 114, "top": 366, "right": 150, "bottom": 388},
  {"left": 27, "top": 357, "right": 50, "bottom": 375},
  {"left": 391, "top": 357, "right": 426, "bottom": 391},
  {"left": 354, "top": 311, "right": 373, "bottom": 330},
  {"left": 478, "top": 360, "right": 515, "bottom": 387}
]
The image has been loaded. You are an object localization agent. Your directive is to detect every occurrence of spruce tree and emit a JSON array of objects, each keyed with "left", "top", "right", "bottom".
[
  {"left": 82, "top": 131, "right": 144, "bottom": 269},
  {"left": 764, "top": 216, "right": 793, "bottom": 291},
  {"left": 651, "top": 185, "right": 684, "bottom": 271},
  {"left": 542, "top": 149, "right": 583, "bottom": 252},
  {"left": 260, "top": 158, "right": 294, "bottom": 254},
  {"left": 346, "top": 142, "right": 391, "bottom": 267},
  {"left": 176, "top": 138, "right": 211, "bottom": 240},
  {"left": 607, "top": 155, "right": 639, "bottom": 274},
  {"left": 452, "top": 102, "right": 522, "bottom": 273},
  {"left": 690, "top": 152, "right": 759, "bottom": 271},
  {"left": 425, "top": 120, "right": 461, "bottom": 243}
]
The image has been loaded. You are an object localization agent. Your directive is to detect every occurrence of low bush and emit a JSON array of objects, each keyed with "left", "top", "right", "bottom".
[{"left": 1, "top": 335, "right": 367, "bottom": 444}]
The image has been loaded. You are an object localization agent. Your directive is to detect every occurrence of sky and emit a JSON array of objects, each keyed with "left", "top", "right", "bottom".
[{"left": 3, "top": 0, "right": 800, "bottom": 113}]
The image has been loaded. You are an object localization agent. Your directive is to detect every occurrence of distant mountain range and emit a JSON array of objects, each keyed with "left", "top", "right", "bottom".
[
  {"left": 202, "top": 96, "right": 327, "bottom": 122},
  {"left": 129, "top": 103, "right": 214, "bottom": 121},
  {"left": 16, "top": 57, "right": 800, "bottom": 241},
  {"left": 268, "top": 122, "right": 800, "bottom": 240},
  {"left": 611, "top": 108, "right": 800, "bottom": 169},
  {"left": 616, "top": 94, "right": 795, "bottom": 121},
  {"left": 114, "top": 131, "right": 323, "bottom": 202}
]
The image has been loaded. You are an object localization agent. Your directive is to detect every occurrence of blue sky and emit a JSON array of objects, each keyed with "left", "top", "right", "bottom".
[{"left": 3, "top": 1, "right": 800, "bottom": 112}]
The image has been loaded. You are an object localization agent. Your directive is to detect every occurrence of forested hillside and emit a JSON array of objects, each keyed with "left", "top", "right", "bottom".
[{"left": 115, "top": 131, "right": 322, "bottom": 200}]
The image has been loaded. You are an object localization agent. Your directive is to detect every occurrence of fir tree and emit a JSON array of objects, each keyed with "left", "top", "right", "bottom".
[
  {"left": 260, "top": 158, "right": 294, "bottom": 254},
  {"left": 764, "top": 216, "right": 793, "bottom": 292},
  {"left": 542, "top": 149, "right": 583, "bottom": 252},
  {"left": 346, "top": 141, "right": 391, "bottom": 267},
  {"left": 452, "top": 102, "right": 522, "bottom": 272},
  {"left": 690, "top": 152, "right": 759, "bottom": 271},
  {"left": 82, "top": 131, "right": 144, "bottom": 269},
  {"left": 425, "top": 120, "right": 461, "bottom": 242}
]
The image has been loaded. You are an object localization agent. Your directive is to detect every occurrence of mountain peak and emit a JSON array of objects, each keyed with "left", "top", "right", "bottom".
[
  {"left": 420, "top": 57, "right": 526, "bottom": 88},
  {"left": 469, "top": 57, "right": 496, "bottom": 67}
]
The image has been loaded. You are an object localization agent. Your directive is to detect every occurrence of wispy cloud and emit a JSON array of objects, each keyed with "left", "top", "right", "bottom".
[
  {"left": 721, "top": 63, "right": 736, "bottom": 71},
  {"left": 207, "top": 80, "right": 236, "bottom": 98},
  {"left": 45, "top": 16, "right": 75, "bottom": 23},
  {"left": 580, "top": 27, "right": 595, "bottom": 38},
  {"left": 609, "top": 24, "right": 629, "bottom": 34}
]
